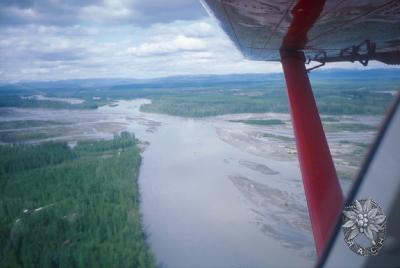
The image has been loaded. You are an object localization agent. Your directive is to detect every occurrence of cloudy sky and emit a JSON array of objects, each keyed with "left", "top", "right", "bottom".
[{"left": 0, "top": 0, "right": 388, "bottom": 82}]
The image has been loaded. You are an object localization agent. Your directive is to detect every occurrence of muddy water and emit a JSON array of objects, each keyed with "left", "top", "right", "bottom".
[
  {"left": 125, "top": 101, "right": 316, "bottom": 267},
  {"left": 1, "top": 99, "right": 379, "bottom": 268},
  {"left": 137, "top": 117, "right": 314, "bottom": 267}
]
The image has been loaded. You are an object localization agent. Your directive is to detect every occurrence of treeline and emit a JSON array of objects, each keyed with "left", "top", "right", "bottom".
[
  {"left": 315, "top": 90, "right": 394, "bottom": 115},
  {"left": 0, "top": 120, "right": 67, "bottom": 130},
  {"left": 140, "top": 87, "right": 395, "bottom": 117},
  {"left": 140, "top": 92, "right": 288, "bottom": 117},
  {"left": 230, "top": 119, "right": 285, "bottom": 126},
  {"left": 0, "top": 95, "right": 103, "bottom": 110},
  {"left": 0, "top": 132, "right": 155, "bottom": 268}
]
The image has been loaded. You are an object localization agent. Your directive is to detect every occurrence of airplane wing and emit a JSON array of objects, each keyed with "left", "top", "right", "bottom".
[{"left": 201, "top": 0, "right": 400, "bottom": 65}]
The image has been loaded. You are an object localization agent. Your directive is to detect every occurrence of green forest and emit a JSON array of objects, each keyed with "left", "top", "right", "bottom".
[
  {"left": 0, "top": 95, "right": 104, "bottom": 110},
  {"left": 0, "top": 120, "right": 67, "bottom": 130},
  {"left": 0, "top": 133, "right": 155, "bottom": 268},
  {"left": 139, "top": 89, "right": 395, "bottom": 117},
  {"left": 230, "top": 119, "right": 285, "bottom": 126}
]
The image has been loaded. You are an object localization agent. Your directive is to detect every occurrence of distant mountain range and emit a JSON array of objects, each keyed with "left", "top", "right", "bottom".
[{"left": 1, "top": 68, "right": 399, "bottom": 91}]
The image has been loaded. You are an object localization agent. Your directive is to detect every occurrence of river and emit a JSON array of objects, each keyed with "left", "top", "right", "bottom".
[
  {"left": 1, "top": 99, "right": 379, "bottom": 267},
  {"left": 122, "top": 100, "right": 315, "bottom": 267}
]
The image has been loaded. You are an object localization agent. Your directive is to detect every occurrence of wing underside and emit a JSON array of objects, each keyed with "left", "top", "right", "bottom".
[{"left": 201, "top": 0, "right": 400, "bottom": 64}]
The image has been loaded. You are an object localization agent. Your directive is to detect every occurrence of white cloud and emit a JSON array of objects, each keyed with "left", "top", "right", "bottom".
[
  {"left": 21, "top": 68, "right": 49, "bottom": 75},
  {"left": 80, "top": 0, "right": 133, "bottom": 22},
  {"left": 0, "top": 7, "right": 393, "bottom": 83},
  {"left": 149, "top": 21, "right": 215, "bottom": 38},
  {"left": 127, "top": 35, "right": 207, "bottom": 56}
]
